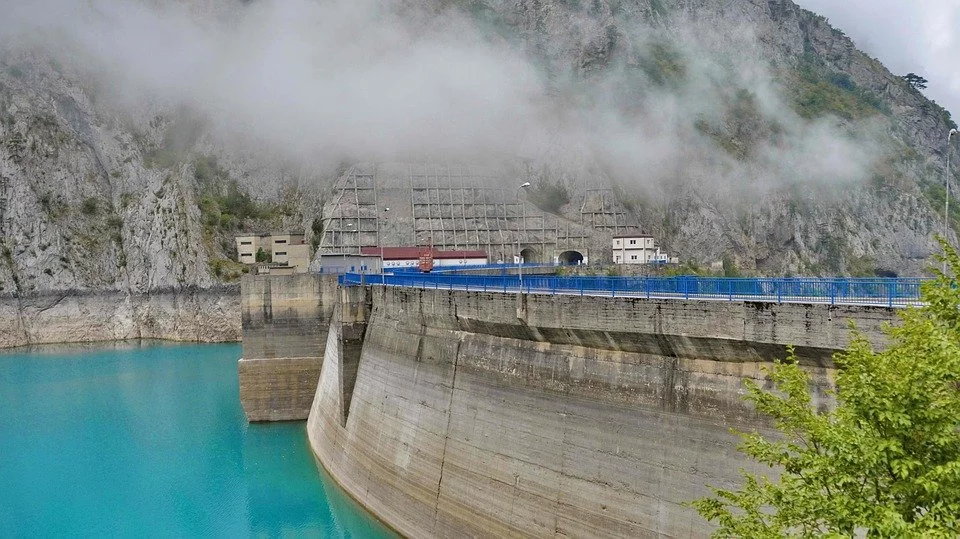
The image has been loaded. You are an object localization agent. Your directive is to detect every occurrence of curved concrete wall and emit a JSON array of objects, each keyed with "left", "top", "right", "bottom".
[{"left": 308, "top": 287, "right": 895, "bottom": 537}]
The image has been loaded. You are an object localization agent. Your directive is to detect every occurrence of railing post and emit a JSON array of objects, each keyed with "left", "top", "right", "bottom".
[
  {"left": 830, "top": 280, "right": 835, "bottom": 305},
  {"left": 684, "top": 277, "right": 689, "bottom": 300},
  {"left": 888, "top": 281, "right": 894, "bottom": 308},
  {"left": 728, "top": 279, "right": 733, "bottom": 301},
  {"left": 776, "top": 280, "right": 781, "bottom": 304}
]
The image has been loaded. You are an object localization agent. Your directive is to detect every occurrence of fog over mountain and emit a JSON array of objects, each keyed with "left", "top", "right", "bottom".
[
  {"left": 1, "top": 0, "right": 881, "bottom": 189},
  {"left": 0, "top": 0, "right": 957, "bottom": 300}
]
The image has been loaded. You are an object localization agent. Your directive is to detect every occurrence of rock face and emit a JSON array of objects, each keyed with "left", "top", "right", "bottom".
[
  {"left": 0, "top": 0, "right": 957, "bottom": 344},
  {"left": 0, "top": 286, "right": 239, "bottom": 348}
]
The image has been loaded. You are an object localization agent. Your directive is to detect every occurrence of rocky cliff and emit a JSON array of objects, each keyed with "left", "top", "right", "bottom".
[{"left": 0, "top": 0, "right": 956, "bottom": 344}]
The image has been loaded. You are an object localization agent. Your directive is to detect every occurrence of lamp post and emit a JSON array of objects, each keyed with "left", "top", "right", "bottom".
[
  {"left": 516, "top": 182, "right": 531, "bottom": 291},
  {"left": 946, "top": 129, "right": 958, "bottom": 273},
  {"left": 380, "top": 207, "right": 389, "bottom": 273}
]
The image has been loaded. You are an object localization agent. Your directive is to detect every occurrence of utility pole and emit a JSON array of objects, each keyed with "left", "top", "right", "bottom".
[
  {"left": 516, "top": 182, "right": 530, "bottom": 291},
  {"left": 945, "top": 129, "right": 958, "bottom": 273}
]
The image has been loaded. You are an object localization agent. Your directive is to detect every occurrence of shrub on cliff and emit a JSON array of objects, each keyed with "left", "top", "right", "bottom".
[{"left": 693, "top": 238, "right": 960, "bottom": 536}]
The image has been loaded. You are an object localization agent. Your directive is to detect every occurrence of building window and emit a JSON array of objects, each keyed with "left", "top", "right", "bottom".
[
  {"left": 241, "top": 253, "right": 252, "bottom": 257},
  {"left": 629, "top": 239, "right": 636, "bottom": 245},
  {"left": 240, "top": 241, "right": 252, "bottom": 246},
  {"left": 631, "top": 255, "right": 637, "bottom": 260},
  {"left": 274, "top": 239, "right": 287, "bottom": 244},
  {"left": 275, "top": 251, "right": 287, "bottom": 256}
]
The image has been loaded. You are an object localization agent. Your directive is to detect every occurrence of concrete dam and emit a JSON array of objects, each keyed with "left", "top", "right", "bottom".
[{"left": 238, "top": 273, "right": 899, "bottom": 537}]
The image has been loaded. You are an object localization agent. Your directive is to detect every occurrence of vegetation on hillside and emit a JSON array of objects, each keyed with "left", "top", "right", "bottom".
[
  {"left": 693, "top": 239, "right": 960, "bottom": 536},
  {"left": 789, "top": 54, "right": 888, "bottom": 121},
  {"left": 191, "top": 156, "right": 299, "bottom": 280}
]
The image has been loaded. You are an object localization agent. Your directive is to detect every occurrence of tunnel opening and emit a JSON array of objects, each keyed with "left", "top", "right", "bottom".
[
  {"left": 558, "top": 250, "right": 584, "bottom": 266},
  {"left": 519, "top": 248, "right": 538, "bottom": 264}
]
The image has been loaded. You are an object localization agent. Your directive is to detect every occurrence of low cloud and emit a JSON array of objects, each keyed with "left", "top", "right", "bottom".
[{"left": 0, "top": 0, "right": 883, "bottom": 194}]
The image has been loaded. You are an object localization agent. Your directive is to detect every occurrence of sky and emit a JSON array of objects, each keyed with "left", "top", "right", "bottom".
[{"left": 796, "top": 0, "right": 960, "bottom": 119}]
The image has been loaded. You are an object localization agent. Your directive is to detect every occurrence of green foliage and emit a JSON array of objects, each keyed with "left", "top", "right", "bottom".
[
  {"left": 721, "top": 254, "right": 740, "bottom": 277},
  {"left": 942, "top": 108, "right": 958, "bottom": 131},
  {"left": 208, "top": 258, "right": 245, "bottom": 282},
  {"left": 311, "top": 218, "right": 324, "bottom": 251},
  {"left": 526, "top": 180, "right": 571, "bottom": 215},
  {"left": 639, "top": 42, "right": 686, "bottom": 87},
  {"left": 661, "top": 262, "right": 701, "bottom": 277},
  {"left": 790, "top": 56, "right": 888, "bottom": 120},
  {"left": 255, "top": 247, "right": 270, "bottom": 263},
  {"left": 194, "top": 156, "right": 262, "bottom": 233},
  {"left": 903, "top": 73, "right": 929, "bottom": 91},
  {"left": 80, "top": 198, "right": 99, "bottom": 216},
  {"left": 920, "top": 180, "right": 960, "bottom": 236},
  {"left": 694, "top": 238, "right": 960, "bottom": 536}
]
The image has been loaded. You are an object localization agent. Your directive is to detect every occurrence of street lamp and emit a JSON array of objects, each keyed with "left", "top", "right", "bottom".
[
  {"left": 380, "top": 207, "right": 389, "bottom": 273},
  {"left": 945, "top": 129, "right": 958, "bottom": 273},
  {"left": 516, "top": 182, "right": 531, "bottom": 291}
]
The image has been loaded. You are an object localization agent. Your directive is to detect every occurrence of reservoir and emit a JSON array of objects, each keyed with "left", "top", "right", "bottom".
[{"left": 0, "top": 341, "right": 393, "bottom": 538}]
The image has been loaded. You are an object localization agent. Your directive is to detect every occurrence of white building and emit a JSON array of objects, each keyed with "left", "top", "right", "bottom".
[{"left": 612, "top": 234, "right": 678, "bottom": 265}]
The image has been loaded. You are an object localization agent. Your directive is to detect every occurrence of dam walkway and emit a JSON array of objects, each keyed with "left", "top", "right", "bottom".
[{"left": 340, "top": 273, "right": 928, "bottom": 308}]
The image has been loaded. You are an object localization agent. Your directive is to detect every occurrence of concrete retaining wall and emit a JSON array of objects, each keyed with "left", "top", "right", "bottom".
[
  {"left": 308, "top": 287, "right": 898, "bottom": 537},
  {"left": 238, "top": 273, "right": 339, "bottom": 421}
]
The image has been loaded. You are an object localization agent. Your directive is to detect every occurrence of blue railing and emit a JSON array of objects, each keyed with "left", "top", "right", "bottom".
[{"left": 339, "top": 274, "right": 928, "bottom": 307}]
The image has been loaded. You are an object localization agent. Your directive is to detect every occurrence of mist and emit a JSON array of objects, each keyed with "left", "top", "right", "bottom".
[{"left": 0, "top": 0, "right": 883, "bottom": 193}]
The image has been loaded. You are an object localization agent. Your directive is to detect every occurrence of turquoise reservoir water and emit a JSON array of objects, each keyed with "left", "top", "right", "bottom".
[{"left": 0, "top": 341, "right": 394, "bottom": 538}]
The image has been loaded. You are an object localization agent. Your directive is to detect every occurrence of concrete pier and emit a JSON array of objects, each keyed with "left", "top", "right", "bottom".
[{"left": 238, "top": 273, "right": 339, "bottom": 421}]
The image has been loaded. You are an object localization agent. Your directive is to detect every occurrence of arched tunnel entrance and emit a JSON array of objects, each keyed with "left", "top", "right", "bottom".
[
  {"left": 557, "top": 250, "right": 584, "bottom": 266},
  {"left": 519, "top": 248, "right": 538, "bottom": 264}
]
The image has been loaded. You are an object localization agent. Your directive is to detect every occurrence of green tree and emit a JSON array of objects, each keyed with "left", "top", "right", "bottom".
[
  {"left": 255, "top": 247, "right": 270, "bottom": 263},
  {"left": 693, "top": 238, "right": 960, "bottom": 537},
  {"left": 903, "top": 73, "right": 929, "bottom": 91}
]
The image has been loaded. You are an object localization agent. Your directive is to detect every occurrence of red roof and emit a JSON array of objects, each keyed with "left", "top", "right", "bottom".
[{"left": 360, "top": 247, "right": 487, "bottom": 261}]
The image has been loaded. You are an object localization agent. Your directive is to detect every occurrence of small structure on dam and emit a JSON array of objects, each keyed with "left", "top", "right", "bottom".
[{"left": 238, "top": 271, "right": 904, "bottom": 536}]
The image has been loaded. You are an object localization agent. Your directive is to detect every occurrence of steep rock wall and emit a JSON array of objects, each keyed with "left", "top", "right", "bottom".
[
  {"left": 308, "top": 287, "right": 896, "bottom": 537},
  {"left": 0, "top": 286, "right": 239, "bottom": 348}
]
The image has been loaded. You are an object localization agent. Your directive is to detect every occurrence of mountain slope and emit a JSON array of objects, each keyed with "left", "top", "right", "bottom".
[{"left": 0, "top": 0, "right": 956, "bottom": 301}]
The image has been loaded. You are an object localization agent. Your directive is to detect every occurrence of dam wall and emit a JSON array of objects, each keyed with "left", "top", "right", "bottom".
[
  {"left": 238, "top": 273, "right": 342, "bottom": 421},
  {"left": 308, "top": 286, "right": 897, "bottom": 537}
]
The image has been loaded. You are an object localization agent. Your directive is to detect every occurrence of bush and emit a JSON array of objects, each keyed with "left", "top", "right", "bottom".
[
  {"left": 80, "top": 198, "right": 99, "bottom": 216},
  {"left": 790, "top": 57, "right": 888, "bottom": 120}
]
